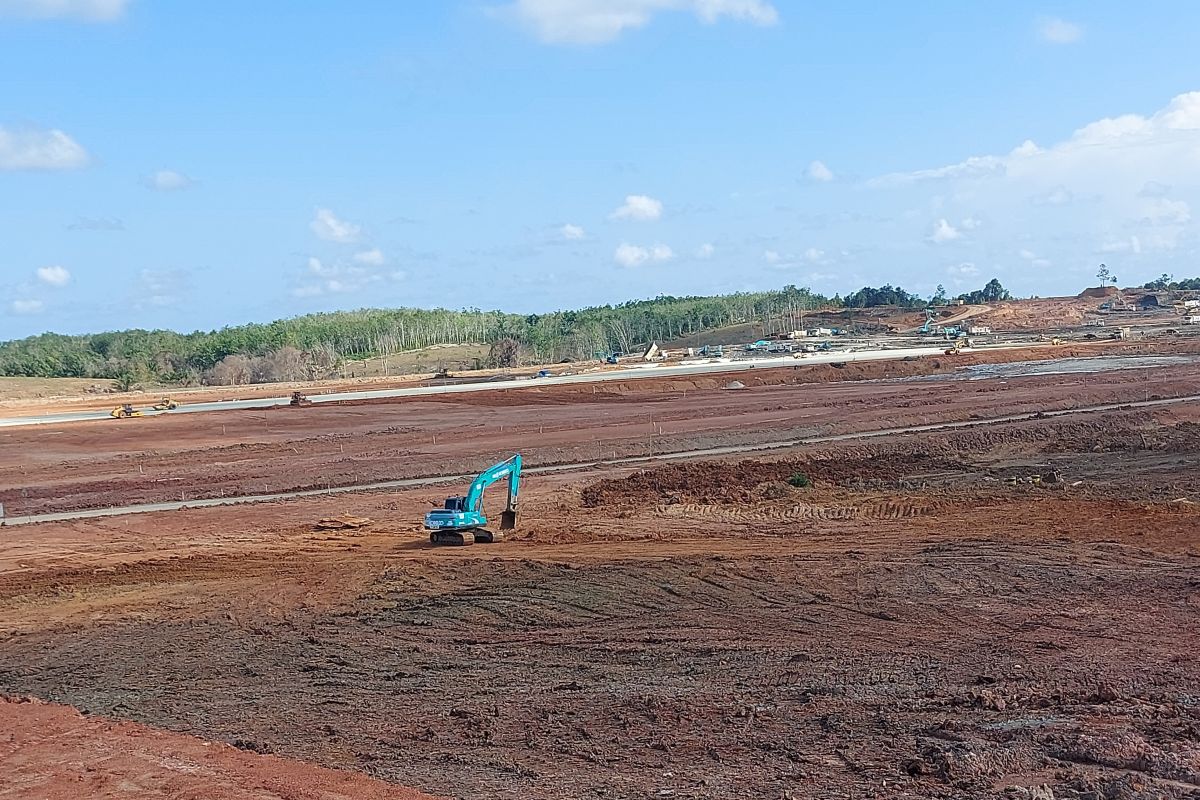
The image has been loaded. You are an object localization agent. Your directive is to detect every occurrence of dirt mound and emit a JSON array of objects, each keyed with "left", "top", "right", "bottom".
[
  {"left": 1079, "top": 285, "right": 1120, "bottom": 299},
  {"left": 581, "top": 454, "right": 957, "bottom": 507},
  {"left": 0, "top": 695, "right": 435, "bottom": 800}
]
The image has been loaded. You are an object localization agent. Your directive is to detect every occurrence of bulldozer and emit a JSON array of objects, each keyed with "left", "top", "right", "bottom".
[
  {"left": 152, "top": 397, "right": 179, "bottom": 411},
  {"left": 424, "top": 454, "right": 521, "bottom": 546},
  {"left": 289, "top": 391, "right": 313, "bottom": 407},
  {"left": 110, "top": 404, "right": 142, "bottom": 419}
]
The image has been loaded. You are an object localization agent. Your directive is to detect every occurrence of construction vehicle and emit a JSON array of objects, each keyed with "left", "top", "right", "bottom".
[
  {"left": 152, "top": 397, "right": 179, "bottom": 411},
  {"left": 289, "top": 391, "right": 312, "bottom": 406},
  {"left": 425, "top": 454, "right": 521, "bottom": 546},
  {"left": 110, "top": 404, "right": 142, "bottom": 419}
]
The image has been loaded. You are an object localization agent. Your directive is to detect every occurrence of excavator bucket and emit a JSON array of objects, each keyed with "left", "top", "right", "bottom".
[{"left": 499, "top": 509, "right": 517, "bottom": 531}]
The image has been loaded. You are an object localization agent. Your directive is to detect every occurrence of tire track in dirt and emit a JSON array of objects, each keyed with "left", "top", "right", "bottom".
[{"left": 655, "top": 499, "right": 947, "bottom": 523}]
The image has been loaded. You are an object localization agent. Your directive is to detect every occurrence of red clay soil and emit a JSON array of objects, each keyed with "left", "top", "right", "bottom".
[
  {"left": 2, "top": 412, "right": 1200, "bottom": 798},
  {"left": 0, "top": 695, "right": 436, "bottom": 800},
  {"left": 4, "top": 345, "right": 1200, "bottom": 517}
]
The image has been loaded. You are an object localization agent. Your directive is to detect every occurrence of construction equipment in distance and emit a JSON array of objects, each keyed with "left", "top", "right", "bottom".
[
  {"left": 425, "top": 454, "right": 521, "bottom": 546},
  {"left": 289, "top": 391, "right": 312, "bottom": 407},
  {"left": 110, "top": 404, "right": 142, "bottom": 419},
  {"left": 152, "top": 397, "right": 179, "bottom": 411}
]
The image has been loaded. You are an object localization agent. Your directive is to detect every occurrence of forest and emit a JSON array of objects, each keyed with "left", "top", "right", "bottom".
[{"left": 0, "top": 280, "right": 1008, "bottom": 385}]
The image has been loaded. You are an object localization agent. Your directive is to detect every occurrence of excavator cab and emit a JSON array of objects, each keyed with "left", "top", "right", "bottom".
[{"left": 425, "top": 454, "right": 521, "bottom": 545}]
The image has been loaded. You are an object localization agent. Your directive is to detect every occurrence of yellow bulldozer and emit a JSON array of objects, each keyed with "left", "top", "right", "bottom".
[
  {"left": 110, "top": 404, "right": 142, "bottom": 419},
  {"left": 152, "top": 397, "right": 179, "bottom": 411}
]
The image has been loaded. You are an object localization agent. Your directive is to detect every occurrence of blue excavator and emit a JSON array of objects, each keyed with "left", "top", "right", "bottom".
[{"left": 424, "top": 454, "right": 521, "bottom": 545}]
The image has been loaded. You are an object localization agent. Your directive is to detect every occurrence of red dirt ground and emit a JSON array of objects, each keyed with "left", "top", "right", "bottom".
[
  {"left": 3, "top": 341, "right": 1199, "bottom": 517},
  {"left": 2, "top": 346, "right": 1199, "bottom": 799},
  {"left": 0, "top": 696, "right": 436, "bottom": 799}
]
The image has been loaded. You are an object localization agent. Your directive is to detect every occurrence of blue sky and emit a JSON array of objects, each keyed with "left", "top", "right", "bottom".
[{"left": 2, "top": 0, "right": 1199, "bottom": 339}]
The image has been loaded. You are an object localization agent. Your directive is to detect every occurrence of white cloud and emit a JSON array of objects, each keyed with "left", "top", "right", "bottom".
[
  {"left": 1100, "top": 236, "right": 1142, "bottom": 255},
  {"left": 1138, "top": 181, "right": 1172, "bottom": 198},
  {"left": 0, "top": 126, "right": 89, "bottom": 171},
  {"left": 1142, "top": 198, "right": 1191, "bottom": 225},
  {"left": 762, "top": 249, "right": 782, "bottom": 264},
  {"left": 960, "top": 216, "right": 982, "bottom": 230},
  {"left": 1030, "top": 185, "right": 1074, "bottom": 206},
  {"left": 614, "top": 242, "right": 674, "bottom": 267},
  {"left": 132, "top": 269, "right": 190, "bottom": 309},
  {"left": 929, "top": 218, "right": 961, "bottom": 243},
  {"left": 0, "top": 0, "right": 128, "bottom": 20},
  {"left": 67, "top": 216, "right": 124, "bottom": 231},
  {"left": 1037, "top": 16, "right": 1082, "bottom": 44},
  {"left": 142, "top": 169, "right": 196, "bottom": 191},
  {"left": 1019, "top": 249, "right": 1052, "bottom": 268},
  {"left": 293, "top": 253, "right": 394, "bottom": 296},
  {"left": 503, "top": 0, "right": 779, "bottom": 45},
  {"left": 36, "top": 265, "right": 70, "bottom": 286},
  {"left": 611, "top": 194, "right": 663, "bottom": 221},
  {"left": 695, "top": 242, "right": 715, "bottom": 259},
  {"left": 310, "top": 208, "right": 362, "bottom": 243},
  {"left": 560, "top": 223, "right": 586, "bottom": 240},
  {"left": 353, "top": 248, "right": 385, "bottom": 265},
  {"left": 872, "top": 153, "right": 1009, "bottom": 187},
  {"left": 947, "top": 262, "right": 980, "bottom": 279},
  {"left": 803, "top": 247, "right": 825, "bottom": 262},
  {"left": 9, "top": 299, "right": 44, "bottom": 314},
  {"left": 651, "top": 243, "right": 674, "bottom": 261},
  {"left": 806, "top": 160, "right": 834, "bottom": 182}
]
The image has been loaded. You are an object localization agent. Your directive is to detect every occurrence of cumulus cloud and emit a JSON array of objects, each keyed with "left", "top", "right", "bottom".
[
  {"left": 806, "top": 160, "right": 834, "bottom": 182},
  {"left": 695, "top": 242, "right": 715, "bottom": 259},
  {"left": 353, "top": 248, "right": 385, "bottom": 265},
  {"left": 803, "top": 247, "right": 825, "bottom": 262},
  {"left": 614, "top": 242, "right": 674, "bottom": 267},
  {"left": 0, "top": 0, "right": 128, "bottom": 20},
  {"left": 929, "top": 219, "right": 961, "bottom": 243},
  {"left": 310, "top": 208, "right": 362, "bottom": 243},
  {"left": 560, "top": 223, "right": 586, "bottom": 240},
  {"left": 9, "top": 299, "right": 44, "bottom": 314},
  {"left": 292, "top": 254, "right": 399, "bottom": 297},
  {"left": 132, "top": 269, "right": 191, "bottom": 309},
  {"left": 1030, "top": 185, "right": 1074, "bottom": 206},
  {"left": 946, "top": 263, "right": 980, "bottom": 283},
  {"left": 67, "top": 216, "right": 124, "bottom": 231},
  {"left": 871, "top": 153, "right": 1009, "bottom": 187},
  {"left": 502, "top": 0, "right": 779, "bottom": 45},
  {"left": 611, "top": 194, "right": 663, "bottom": 221},
  {"left": 1019, "top": 248, "right": 1052, "bottom": 269},
  {"left": 142, "top": 169, "right": 196, "bottom": 191},
  {"left": 1138, "top": 181, "right": 1172, "bottom": 198},
  {"left": 762, "top": 249, "right": 782, "bottom": 264},
  {"left": 868, "top": 91, "right": 1200, "bottom": 268},
  {"left": 0, "top": 126, "right": 89, "bottom": 171},
  {"left": 1037, "top": 16, "right": 1082, "bottom": 44},
  {"left": 36, "top": 265, "right": 70, "bottom": 286},
  {"left": 881, "top": 92, "right": 1200, "bottom": 190}
]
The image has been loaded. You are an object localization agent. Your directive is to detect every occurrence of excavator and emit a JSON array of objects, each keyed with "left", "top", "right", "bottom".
[{"left": 425, "top": 454, "right": 521, "bottom": 546}]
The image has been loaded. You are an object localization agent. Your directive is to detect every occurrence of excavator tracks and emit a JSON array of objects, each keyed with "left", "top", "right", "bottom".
[{"left": 428, "top": 529, "right": 504, "bottom": 546}]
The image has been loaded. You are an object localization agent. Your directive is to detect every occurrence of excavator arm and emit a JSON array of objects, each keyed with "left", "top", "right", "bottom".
[{"left": 464, "top": 454, "right": 521, "bottom": 529}]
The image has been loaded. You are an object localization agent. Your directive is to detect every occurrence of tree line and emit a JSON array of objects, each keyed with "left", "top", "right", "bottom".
[
  {"left": 1143, "top": 274, "right": 1200, "bottom": 291},
  {"left": 0, "top": 279, "right": 1010, "bottom": 385}
]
